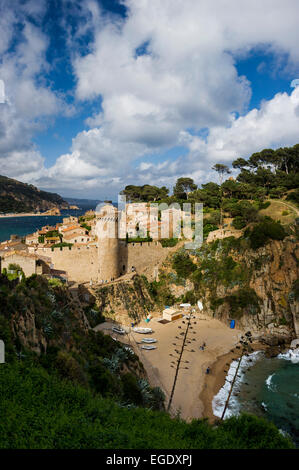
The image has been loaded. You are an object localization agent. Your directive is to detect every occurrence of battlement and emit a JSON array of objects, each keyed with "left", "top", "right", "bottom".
[
  {"left": 125, "top": 240, "right": 163, "bottom": 248},
  {"left": 35, "top": 245, "right": 97, "bottom": 253}
]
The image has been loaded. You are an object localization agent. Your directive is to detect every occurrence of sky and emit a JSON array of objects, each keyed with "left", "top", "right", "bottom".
[{"left": 0, "top": 0, "right": 299, "bottom": 199}]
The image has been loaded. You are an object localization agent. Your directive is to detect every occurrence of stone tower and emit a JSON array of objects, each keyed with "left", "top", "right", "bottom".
[{"left": 96, "top": 203, "right": 120, "bottom": 282}]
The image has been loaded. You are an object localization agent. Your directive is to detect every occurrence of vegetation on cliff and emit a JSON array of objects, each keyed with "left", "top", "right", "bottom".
[
  {"left": 154, "top": 221, "right": 297, "bottom": 328},
  {"left": 0, "top": 274, "right": 163, "bottom": 411},
  {"left": 0, "top": 362, "right": 294, "bottom": 449},
  {"left": 0, "top": 271, "right": 295, "bottom": 448},
  {"left": 0, "top": 174, "right": 69, "bottom": 213},
  {"left": 121, "top": 144, "right": 298, "bottom": 208}
]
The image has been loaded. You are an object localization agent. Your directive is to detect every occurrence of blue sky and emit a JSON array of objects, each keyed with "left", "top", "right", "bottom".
[{"left": 0, "top": 0, "right": 299, "bottom": 198}]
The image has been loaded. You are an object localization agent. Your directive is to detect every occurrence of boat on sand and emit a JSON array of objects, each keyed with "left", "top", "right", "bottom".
[
  {"left": 112, "top": 326, "right": 125, "bottom": 335},
  {"left": 141, "top": 338, "right": 157, "bottom": 343},
  {"left": 133, "top": 327, "right": 153, "bottom": 334}
]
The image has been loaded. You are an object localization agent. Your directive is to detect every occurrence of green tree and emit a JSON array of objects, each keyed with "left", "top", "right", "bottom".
[
  {"left": 212, "top": 164, "right": 231, "bottom": 228},
  {"left": 173, "top": 177, "right": 197, "bottom": 200}
]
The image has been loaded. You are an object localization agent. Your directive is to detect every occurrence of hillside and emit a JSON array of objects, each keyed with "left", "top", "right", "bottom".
[
  {"left": 0, "top": 363, "right": 293, "bottom": 449},
  {"left": 65, "top": 197, "right": 102, "bottom": 210},
  {"left": 152, "top": 232, "right": 298, "bottom": 346},
  {"left": 0, "top": 175, "right": 69, "bottom": 214},
  {"left": 0, "top": 273, "right": 295, "bottom": 449}
]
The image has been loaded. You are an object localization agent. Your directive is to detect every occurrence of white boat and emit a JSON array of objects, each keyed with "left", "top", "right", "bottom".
[
  {"left": 133, "top": 327, "right": 153, "bottom": 334},
  {"left": 141, "top": 338, "right": 157, "bottom": 343},
  {"left": 112, "top": 326, "right": 125, "bottom": 335},
  {"left": 141, "top": 345, "right": 157, "bottom": 350}
]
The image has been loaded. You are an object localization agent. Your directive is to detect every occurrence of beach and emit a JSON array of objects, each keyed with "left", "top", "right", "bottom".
[
  {"left": 0, "top": 212, "right": 56, "bottom": 218},
  {"left": 95, "top": 313, "right": 243, "bottom": 421}
]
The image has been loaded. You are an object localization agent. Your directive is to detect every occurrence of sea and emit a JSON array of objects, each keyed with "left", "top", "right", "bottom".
[
  {"left": 0, "top": 209, "right": 91, "bottom": 243},
  {"left": 213, "top": 349, "right": 299, "bottom": 447}
]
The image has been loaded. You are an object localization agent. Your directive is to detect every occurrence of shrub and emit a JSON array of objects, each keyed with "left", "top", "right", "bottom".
[
  {"left": 55, "top": 351, "right": 87, "bottom": 385},
  {"left": 232, "top": 216, "right": 247, "bottom": 229},
  {"left": 248, "top": 218, "right": 286, "bottom": 249},
  {"left": 258, "top": 201, "right": 271, "bottom": 210},
  {"left": 172, "top": 251, "right": 196, "bottom": 279},
  {"left": 182, "top": 290, "right": 197, "bottom": 305},
  {"left": 0, "top": 363, "right": 294, "bottom": 448},
  {"left": 205, "top": 211, "right": 220, "bottom": 226},
  {"left": 286, "top": 189, "right": 299, "bottom": 205},
  {"left": 216, "top": 288, "right": 261, "bottom": 318},
  {"left": 160, "top": 238, "right": 178, "bottom": 247},
  {"left": 203, "top": 223, "right": 218, "bottom": 237},
  {"left": 89, "top": 363, "right": 121, "bottom": 397},
  {"left": 121, "top": 373, "right": 143, "bottom": 406}
]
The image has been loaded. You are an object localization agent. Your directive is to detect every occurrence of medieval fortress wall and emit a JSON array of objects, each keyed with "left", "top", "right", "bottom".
[
  {"left": 32, "top": 240, "right": 171, "bottom": 283},
  {"left": 2, "top": 203, "right": 179, "bottom": 284},
  {"left": 34, "top": 245, "right": 99, "bottom": 283}
]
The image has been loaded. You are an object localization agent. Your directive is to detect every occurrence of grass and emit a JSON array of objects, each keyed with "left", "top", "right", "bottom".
[{"left": 259, "top": 199, "right": 298, "bottom": 225}]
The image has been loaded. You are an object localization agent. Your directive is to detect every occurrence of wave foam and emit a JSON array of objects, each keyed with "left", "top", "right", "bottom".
[
  {"left": 265, "top": 373, "right": 276, "bottom": 391},
  {"left": 277, "top": 347, "right": 299, "bottom": 364},
  {"left": 212, "top": 350, "right": 263, "bottom": 419}
]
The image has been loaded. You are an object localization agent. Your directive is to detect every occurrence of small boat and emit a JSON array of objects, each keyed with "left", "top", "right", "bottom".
[
  {"left": 141, "top": 345, "right": 157, "bottom": 350},
  {"left": 133, "top": 327, "right": 153, "bottom": 334},
  {"left": 112, "top": 326, "right": 125, "bottom": 335},
  {"left": 141, "top": 338, "right": 157, "bottom": 344}
]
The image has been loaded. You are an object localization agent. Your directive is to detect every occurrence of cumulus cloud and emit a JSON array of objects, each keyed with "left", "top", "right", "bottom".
[
  {"left": 1, "top": 0, "right": 299, "bottom": 197},
  {"left": 0, "top": 79, "right": 5, "bottom": 103},
  {"left": 0, "top": 1, "right": 70, "bottom": 182},
  {"left": 51, "top": 0, "right": 299, "bottom": 195}
]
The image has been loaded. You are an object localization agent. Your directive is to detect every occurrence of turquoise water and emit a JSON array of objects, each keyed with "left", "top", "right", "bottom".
[
  {"left": 238, "top": 355, "right": 299, "bottom": 446},
  {"left": 0, "top": 209, "right": 88, "bottom": 242}
]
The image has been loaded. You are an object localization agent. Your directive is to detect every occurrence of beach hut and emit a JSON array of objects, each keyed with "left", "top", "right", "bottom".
[{"left": 162, "top": 307, "right": 183, "bottom": 322}]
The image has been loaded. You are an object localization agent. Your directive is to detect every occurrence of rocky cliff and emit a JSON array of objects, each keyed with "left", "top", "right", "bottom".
[
  {"left": 151, "top": 235, "right": 298, "bottom": 346},
  {"left": 202, "top": 237, "right": 298, "bottom": 342},
  {"left": 84, "top": 275, "right": 155, "bottom": 325}
]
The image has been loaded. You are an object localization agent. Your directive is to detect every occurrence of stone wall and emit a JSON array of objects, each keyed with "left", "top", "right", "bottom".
[
  {"left": 1, "top": 254, "right": 36, "bottom": 277},
  {"left": 34, "top": 246, "right": 99, "bottom": 283},
  {"left": 206, "top": 228, "right": 243, "bottom": 243},
  {"left": 32, "top": 240, "right": 175, "bottom": 283},
  {"left": 122, "top": 241, "right": 173, "bottom": 280}
]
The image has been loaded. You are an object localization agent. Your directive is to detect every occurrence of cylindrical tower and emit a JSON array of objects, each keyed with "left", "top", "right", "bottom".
[{"left": 96, "top": 203, "right": 119, "bottom": 282}]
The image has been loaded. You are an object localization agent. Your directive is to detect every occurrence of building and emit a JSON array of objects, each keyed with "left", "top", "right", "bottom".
[
  {"left": 0, "top": 251, "right": 51, "bottom": 277},
  {"left": 96, "top": 203, "right": 120, "bottom": 282},
  {"left": 59, "top": 225, "right": 87, "bottom": 236},
  {"left": 25, "top": 232, "right": 39, "bottom": 245},
  {"left": 63, "top": 233, "right": 91, "bottom": 244},
  {"left": 162, "top": 307, "right": 183, "bottom": 322}
]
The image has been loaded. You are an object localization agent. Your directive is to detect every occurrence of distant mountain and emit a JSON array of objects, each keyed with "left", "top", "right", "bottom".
[
  {"left": 64, "top": 197, "right": 103, "bottom": 210},
  {"left": 0, "top": 175, "right": 70, "bottom": 214}
]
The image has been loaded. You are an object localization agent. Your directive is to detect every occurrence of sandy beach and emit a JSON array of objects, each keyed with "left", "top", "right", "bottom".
[
  {"left": 0, "top": 212, "right": 56, "bottom": 218},
  {"left": 95, "top": 313, "right": 243, "bottom": 421}
]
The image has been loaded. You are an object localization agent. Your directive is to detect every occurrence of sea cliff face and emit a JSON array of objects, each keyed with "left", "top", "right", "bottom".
[
  {"left": 151, "top": 236, "right": 298, "bottom": 345},
  {"left": 203, "top": 238, "right": 298, "bottom": 339}
]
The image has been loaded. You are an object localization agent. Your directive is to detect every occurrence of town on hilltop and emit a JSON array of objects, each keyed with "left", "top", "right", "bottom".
[{"left": 0, "top": 202, "right": 193, "bottom": 285}]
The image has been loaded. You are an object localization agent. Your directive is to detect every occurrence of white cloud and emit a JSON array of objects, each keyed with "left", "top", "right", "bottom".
[
  {"left": 0, "top": 79, "right": 5, "bottom": 103},
  {"left": 51, "top": 0, "right": 299, "bottom": 195},
  {"left": 1, "top": 0, "right": 299, "bottom": 197},
  {"left": 0, "top": 2, "right": 70, "bottom": 183}
]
